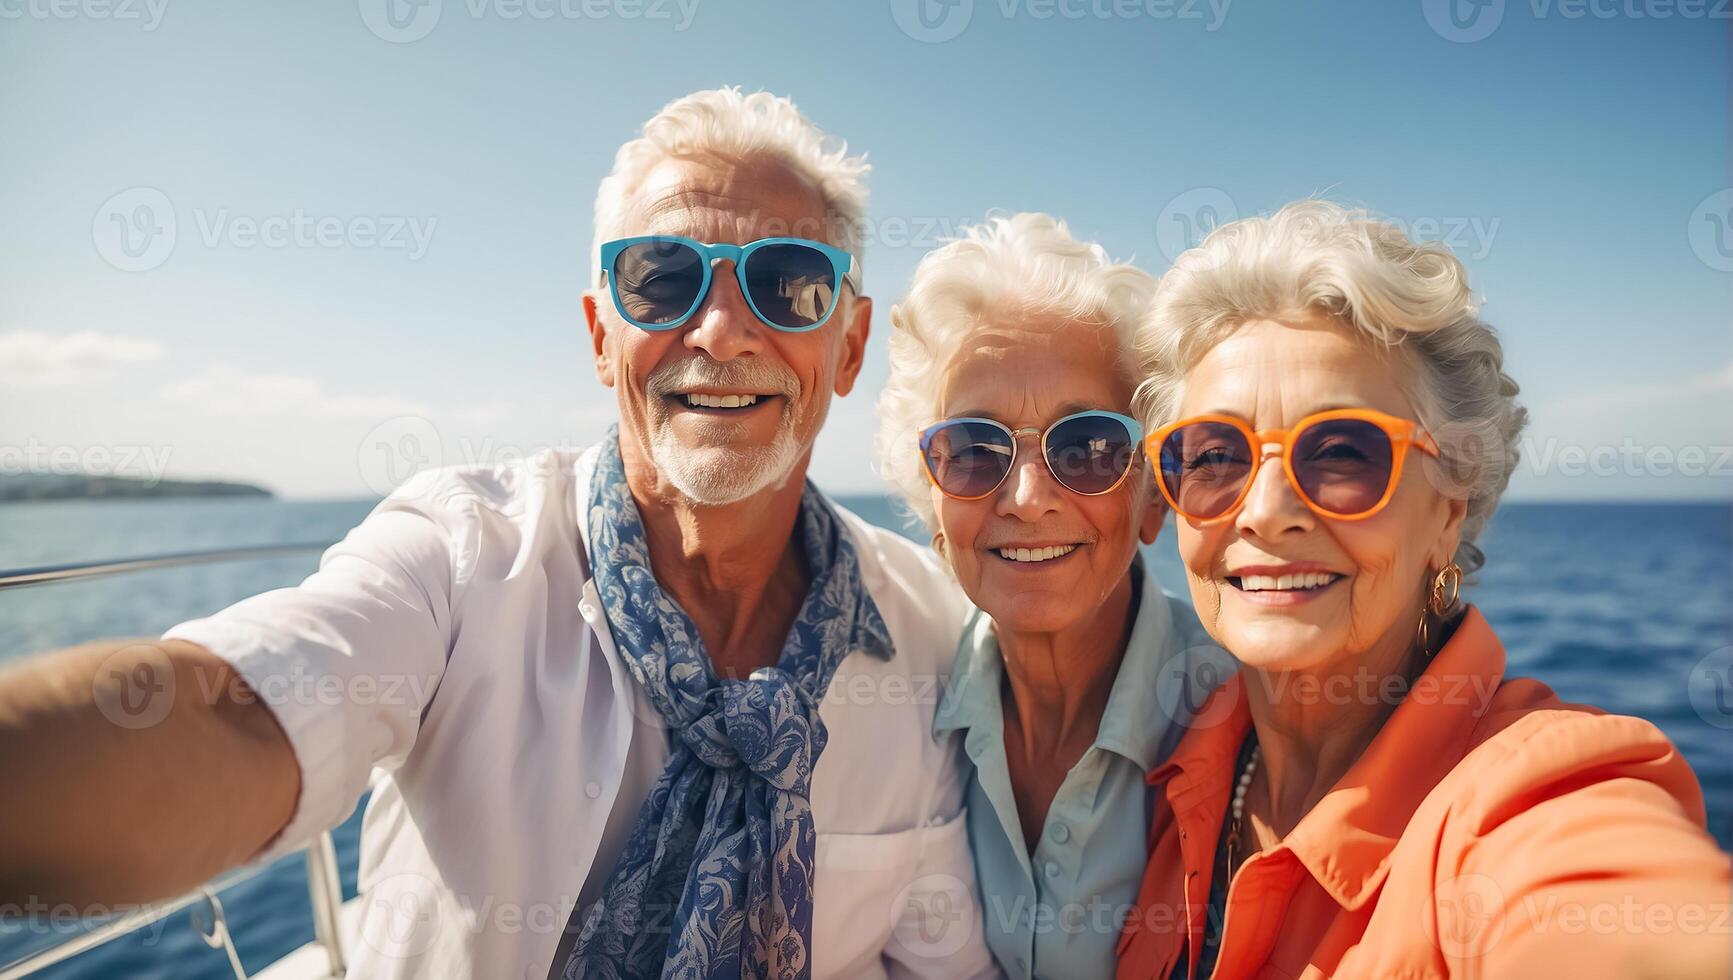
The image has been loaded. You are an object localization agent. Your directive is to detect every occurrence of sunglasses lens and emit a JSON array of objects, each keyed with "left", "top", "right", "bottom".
[
  {"left": 924, "top": 421, "right": 1014, "bottom": 499},
  {"left": 1292, "top": 418, "right": 1395, "bottom": 517},
  {"left": 1045, "top": 414, "right": 1136, "bottom": 494},
  {"left": 743, "top": 243, "right": 838, "bottom": 330},
  {"left": 613, "top": 240, "right": 705, "bottom": 326},
  {"left": 1158, "top": 422, "right": 1255, "bottom": 520}
]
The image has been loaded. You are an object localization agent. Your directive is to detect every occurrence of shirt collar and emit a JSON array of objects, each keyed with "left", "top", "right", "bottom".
[
  {"left": 933, "top": 606, "right": 1004, "bottom": 739},
  {"left": 1149, "top": 605, "right": 1506, "bottom": 910},
  {"left": 933, "top": 557, "right": 1197, "bottom": 773},
  {"left": 1092, "top": 559, "right": 1182, "bottom": 770}
]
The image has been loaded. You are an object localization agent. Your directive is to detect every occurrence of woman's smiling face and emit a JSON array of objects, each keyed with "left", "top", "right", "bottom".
[
  {"left": 1172, "top": 314, "right": 1467, "bottom": 675},
  {"left": 930, "top": 317, "right": 1165, "bottom": 635}
]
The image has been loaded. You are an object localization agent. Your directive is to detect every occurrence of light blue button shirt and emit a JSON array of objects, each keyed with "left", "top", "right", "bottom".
[{"left": 933, "top": 559, "right": 1235, "bottom": 980}]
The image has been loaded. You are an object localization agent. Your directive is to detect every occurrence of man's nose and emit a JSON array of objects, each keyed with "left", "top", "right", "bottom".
[{"left": 683, "top": 260, "right": 765, "bottom": 361}]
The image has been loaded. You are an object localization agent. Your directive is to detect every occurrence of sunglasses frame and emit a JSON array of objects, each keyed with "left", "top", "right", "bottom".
[
  {"left": 599, "top": 235, "right": 860, "bottom": 334},
  {"left": 918, "top": 410, "right": 1145, "bottom": 501},
  {"left": 1145, "top": 407, "right": 1441, "bottom": 525}
]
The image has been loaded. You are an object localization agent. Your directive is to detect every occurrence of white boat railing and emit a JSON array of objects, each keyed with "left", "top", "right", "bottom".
[{"left": 0, "top": 540, "right": 348, "bottom": 979}]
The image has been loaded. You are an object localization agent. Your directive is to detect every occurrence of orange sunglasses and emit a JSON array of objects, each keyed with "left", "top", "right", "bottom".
[{"left": 1144, "top": 407, "right": 1440, "bottom": 525}]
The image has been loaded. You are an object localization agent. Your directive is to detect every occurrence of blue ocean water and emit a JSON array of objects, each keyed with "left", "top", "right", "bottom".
[{"left": 0, "top": 496, "right": 1728, "bottom": 977}]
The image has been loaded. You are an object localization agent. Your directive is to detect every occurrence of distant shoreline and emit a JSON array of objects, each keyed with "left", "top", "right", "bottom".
[{"left": 0, "top": 473, "right": 274, "bottom": 502}]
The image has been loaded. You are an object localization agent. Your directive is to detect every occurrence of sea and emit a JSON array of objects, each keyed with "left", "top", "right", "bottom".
[{"left": 0, "top": 495, "right": 1728, "bottom": 978}]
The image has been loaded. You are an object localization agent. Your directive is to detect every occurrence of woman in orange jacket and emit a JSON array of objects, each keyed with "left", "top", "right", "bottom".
[{"left": 1117, "top": 200, "right": 1731, "bottom": 979}]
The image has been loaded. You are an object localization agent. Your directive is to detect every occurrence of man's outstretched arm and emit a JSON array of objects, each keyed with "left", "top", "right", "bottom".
[{"left": 0, "top": 637, "right": 299, "bottom": 908}]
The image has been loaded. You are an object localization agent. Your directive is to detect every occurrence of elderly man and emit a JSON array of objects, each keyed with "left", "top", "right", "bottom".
[{"left": 0, "top": 88, "right": 995, "bottom": 980}]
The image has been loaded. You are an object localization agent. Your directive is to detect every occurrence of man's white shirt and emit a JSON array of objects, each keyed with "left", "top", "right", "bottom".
[{"left": 161, "top": 444, "right": 999, "bottom": 980}]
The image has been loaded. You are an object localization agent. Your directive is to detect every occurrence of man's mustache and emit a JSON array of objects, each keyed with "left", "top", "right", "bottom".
[{"left": 645, "top": 358, "right": 801, "bottom": 401}]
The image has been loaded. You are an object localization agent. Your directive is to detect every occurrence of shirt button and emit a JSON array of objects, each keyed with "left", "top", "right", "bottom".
[
  {"left": 585, "top": 781, "right": 601, "bottom": 799},
  {"left": 1049, "top": 823, "right": 1070, "bottom": 844},
  {"left": 1044, "top": 861, "right": 1059, "bottom": 879}
]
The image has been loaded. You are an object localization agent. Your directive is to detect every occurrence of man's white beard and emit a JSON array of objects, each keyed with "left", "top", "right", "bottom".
[
  {"left": 644, "top": 356, "right": 820, "bottom": 506},
  {"left": 649, "top": 416, "right": 808, "bottom": 506}
]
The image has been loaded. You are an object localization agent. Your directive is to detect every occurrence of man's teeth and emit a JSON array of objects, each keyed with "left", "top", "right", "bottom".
[
  {"left": 997, "top": 544, "right": 1078, "bottom": 563},
  {"left": 1236, "top": 572, "right": 1341, "bottom": 591},
  {"left": 685, "top": 393, "right": 760, "bottom": 409}
]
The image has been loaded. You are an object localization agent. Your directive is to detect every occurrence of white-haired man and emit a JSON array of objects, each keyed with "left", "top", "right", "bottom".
[{"left": 0, "top": 89, "right": 997, "bottom": 980}]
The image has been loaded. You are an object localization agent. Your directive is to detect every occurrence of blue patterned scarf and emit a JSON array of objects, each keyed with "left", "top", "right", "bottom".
[{"left": 559, "top": 428, "right": 894, "bottom": 980}]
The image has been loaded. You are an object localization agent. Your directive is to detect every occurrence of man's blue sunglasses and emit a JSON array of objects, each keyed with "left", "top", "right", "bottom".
[{"left": 599, "top": 236, "right": 859, "bottom": 333}]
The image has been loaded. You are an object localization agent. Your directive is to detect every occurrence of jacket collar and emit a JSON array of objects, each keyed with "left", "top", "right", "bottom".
[{"left": 1149, "top": 605, "right": 1506, "bottom": 910}]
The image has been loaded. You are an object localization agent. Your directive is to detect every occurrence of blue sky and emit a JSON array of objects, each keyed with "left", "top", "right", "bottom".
[{"left": 1, "top": 0, "right": 1728, "bottom": 500}]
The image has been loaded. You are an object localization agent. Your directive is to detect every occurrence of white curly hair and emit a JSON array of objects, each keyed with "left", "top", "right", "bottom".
[
  {"left": 590, "top": 87, "right": 870, "bottom": 288},
  {"left": 1133, "top": 199, "right": 1528, "bottom": 571},
  {"left": 876, "top": 212, "right": 1158, "bottom": 531}
]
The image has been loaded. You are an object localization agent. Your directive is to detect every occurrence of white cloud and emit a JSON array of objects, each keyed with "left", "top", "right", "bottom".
[
  {"left": 0, "top": 330, "right": 167, "bottom": 388},
  {"left": 162, "top": 362, "right": 435, "bottom": 420},
  {"left": 1547, "top": 362, "right": 1733, "bottom": 417}
]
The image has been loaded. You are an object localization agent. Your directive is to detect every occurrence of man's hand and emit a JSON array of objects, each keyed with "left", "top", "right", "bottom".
[{"left": 0, "top": 638, "right": 299, "bottom": 908}]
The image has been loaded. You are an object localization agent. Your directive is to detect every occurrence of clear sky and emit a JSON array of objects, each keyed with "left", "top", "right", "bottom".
[{"left": 2, "top": 0, "right": 1728, "bottom": 500}]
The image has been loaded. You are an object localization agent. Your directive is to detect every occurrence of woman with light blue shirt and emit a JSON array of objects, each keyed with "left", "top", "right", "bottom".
[{"left": 875, "top": 213, "right": 1235, "bottom": 979}]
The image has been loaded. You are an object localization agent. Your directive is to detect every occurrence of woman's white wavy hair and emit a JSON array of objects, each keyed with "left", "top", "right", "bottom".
[
  {"left": 876, "top": 212, "right": 1157, "bottom": 532},
  {"left": 1133, "top": 199, "right": 1528, "bottom": 572},
  {"left": 591, "top": 87, "right": 870, "bottom": 287}
]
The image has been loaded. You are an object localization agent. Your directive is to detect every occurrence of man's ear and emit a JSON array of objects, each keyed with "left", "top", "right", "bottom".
[
  {"left": 584, "top": 291, "right": 616, "bottom": 388},
  {"left": 831, "top": 295, "right": 872, "bottom": 397}
]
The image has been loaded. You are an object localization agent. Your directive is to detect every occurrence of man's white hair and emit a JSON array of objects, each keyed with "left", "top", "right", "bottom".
[
  {"left": 1133, "top": 199, "right": 1529, "bottom": 571},
  {"left": 591, "top": 87, "right": 870, "bottom": 287},
  {"left": 876, "top": 212, "right": 1157, "bottom": 531}
]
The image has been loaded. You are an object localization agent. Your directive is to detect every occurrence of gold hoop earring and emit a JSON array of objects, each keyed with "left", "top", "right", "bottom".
[
  {"left": 1416, "top": 561, "right": 1464, "bottom": 657},
  {"left": 1430, "top": 561, "right": 1463, "bottom": 616}
]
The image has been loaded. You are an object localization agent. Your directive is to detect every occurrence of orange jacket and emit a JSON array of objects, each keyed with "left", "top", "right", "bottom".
[{"left": 1116, "top": 605, "right": 1732, "bottom": 979}]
